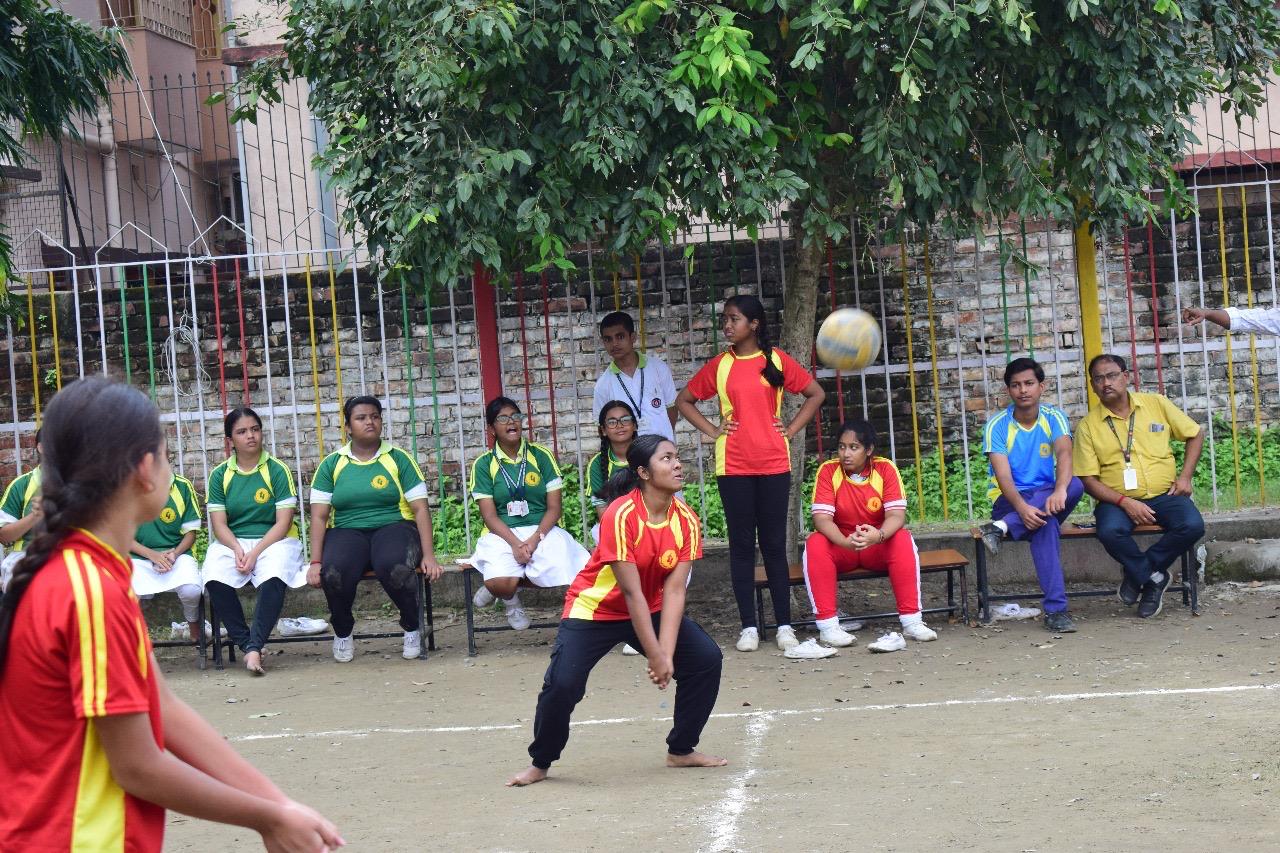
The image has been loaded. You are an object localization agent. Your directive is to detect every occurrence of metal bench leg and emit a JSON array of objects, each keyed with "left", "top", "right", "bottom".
[
  {"left": 425, "top": 575, "right": 436, "bottom": 652},
  {"left": 195, "top": 591, "right": 207, "bottom": 671},
  {"left": 975, "top": 546, "right": 991, "bottom": 624},
  {"left": 464, "top": 568, "right": 478, "bottom": 657},
  {"left": 946, "top": 567, "right": 955, "bottom": 619},
  {"left": 959, "top": 564, "right": 971, "bottom": 625},
  {"left": 1180, "top": 549, "right": 1191, "bottom": 607},
  {"left": 755, "top": 587, "right": 768, "bottom": 641},
  {"left": 416, "top": 574, "right": 429, "bottom": 660},
  {"left": 1186, "top": 548, "right": 1199, "bottom": 615},
  {"left": 209, "top": 592, "right": 224, "bottom": 670}
]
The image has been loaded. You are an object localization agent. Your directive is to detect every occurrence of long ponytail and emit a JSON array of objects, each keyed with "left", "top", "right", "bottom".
[
  {"left": 726, "top": 294, "right": 784, "bottom": 387},
  {"left": 0, "top": 379, "right": 163, "bottom": 675},
  {"left": 601, "top": 434, "right": 670, "bottom": 504}
]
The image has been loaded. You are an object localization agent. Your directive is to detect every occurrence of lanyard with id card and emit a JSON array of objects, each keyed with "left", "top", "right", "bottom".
[
  {"left": 1106, "top": 411, "right": 1140, "bottom": 491},
  {"left": 498, "top": 452, "right": 530, "bottom": 518}
]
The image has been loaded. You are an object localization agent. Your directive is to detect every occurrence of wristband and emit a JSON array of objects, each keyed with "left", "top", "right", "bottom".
[
  {"left": 309, "top": 559, "right": 322, "bottom": 565},
  {"left": 1116, "top": 496, "right": 1128, "bottom": 507}
]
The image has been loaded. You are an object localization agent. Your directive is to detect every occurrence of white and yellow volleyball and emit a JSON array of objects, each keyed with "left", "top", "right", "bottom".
[{"left": 816, "top": 308, "right": 881, "bottom": 371}]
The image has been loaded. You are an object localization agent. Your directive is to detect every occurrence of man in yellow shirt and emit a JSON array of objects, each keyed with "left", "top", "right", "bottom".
[{"left": 1073, "top": 354, "right": 1205, "bottom": 619}]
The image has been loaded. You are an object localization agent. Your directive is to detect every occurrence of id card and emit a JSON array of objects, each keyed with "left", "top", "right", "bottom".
[
  {"left": 507, "top": 500, "right": 530, "bottom": 518},
  {"left": 1122, "top": 466, "right": 1138, "bottom": 491}
]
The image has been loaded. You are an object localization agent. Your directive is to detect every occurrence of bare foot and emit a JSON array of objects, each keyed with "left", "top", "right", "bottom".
[
  {"left": 666, "top": 751, "right": 728, "bottom": 768},
  {"left": 505, "top": 766, "right": 548, "bottom": 787},
  {"left": 244, "top": 651, "right": 265, "bottom": 675}
]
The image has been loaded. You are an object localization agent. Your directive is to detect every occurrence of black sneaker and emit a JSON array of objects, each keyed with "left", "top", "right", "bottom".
[
  {"left": 978, "top": 522, "right": 1005, "bottom": 556},
  {"left": 1044, "top": 611, "right": 1077, "bottom": 633},
  {"left": 1118, "top": 575, "right": 1141, "bottom": 606},
  {"left": 1137, "top": 571, "right": 1172, "bottom": 619}
]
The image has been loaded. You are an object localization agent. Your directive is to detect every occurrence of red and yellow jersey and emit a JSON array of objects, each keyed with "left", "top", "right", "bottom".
[
  {"left": 562, "top": 489, "right": 702, "bottom": 621},
  {"left": 810, "top": 457, "right": 908, "bottom": 536},
  {"left": 685, "top": 347, "right": 813, "bottom": 476},
  {"left": 0, "top": 529, "right": 165, "bottom": 853}
]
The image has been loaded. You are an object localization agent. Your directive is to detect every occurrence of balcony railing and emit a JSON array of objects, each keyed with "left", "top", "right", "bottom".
[{"left": 101, "top": 0, "right": 193, "bottom": 45}]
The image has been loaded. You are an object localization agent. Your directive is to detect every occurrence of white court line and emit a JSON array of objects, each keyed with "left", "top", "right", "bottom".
[
  {"left": 231, "top": 681, "right": 1280, "bottom": 743},
  {"left": 703, "top": 713, "right": 774, "bottom": 853}
]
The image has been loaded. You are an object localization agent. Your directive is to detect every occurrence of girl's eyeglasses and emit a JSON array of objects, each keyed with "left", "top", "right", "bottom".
[
  {"left": 604, "top": 416, "right": 636, "bottom": 427},
  {"left": 493, "top": 414, "right": 524, "bottom": 425}
]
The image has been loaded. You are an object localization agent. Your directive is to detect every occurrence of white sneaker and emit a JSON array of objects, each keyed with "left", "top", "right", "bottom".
[
  {"left": 332, "top": 634, "right": 354, "bottom": 663},
  {"left": 621, "top": 643, "right": 641, "bottom": 656},
  {"left": 784, "top": 638, "right": 838, "bottom": 659},
  {"left": 902, "top": 622, "right": 937, "bottom": 642},
  {"left": 868, "top": 631, "right": 907, "bottom": 653},
  {"left": 736, "top": 627, "right": 760, "bottom": 652},
  {"left": 473, "top": 585, "right": 495, "bottom": 607},
  {"left": 775, "top": 625, "right": 800, "bottom": 652},
  {"left": 505, "top": 604, "right": 531, "bottom": 631},
  {"left": 836, "top": 610, "right": 865, "bottom": 632},
  {"left": 402, "top": 630, "right": 422, "bottom": 659},
  {"left": 277, "top": 616, "right": 329, "bottom": 637},
  {"left": 819, "top": 625, "right": 857, "bottom": 647}
]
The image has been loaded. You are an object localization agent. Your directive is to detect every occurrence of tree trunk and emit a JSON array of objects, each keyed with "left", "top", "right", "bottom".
[{"left": 778, "top": 201, "right": 824, "bottom": 560}]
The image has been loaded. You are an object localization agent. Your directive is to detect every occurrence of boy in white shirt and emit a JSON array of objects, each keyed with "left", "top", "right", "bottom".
[{"left": 592, "top": 311, "right": 677, "bottom": 441}]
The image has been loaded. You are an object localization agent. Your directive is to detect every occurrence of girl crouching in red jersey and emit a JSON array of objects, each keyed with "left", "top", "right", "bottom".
[
  {"left": 507, "top": 434, "right": 727, "bottom": 786},
  {"left": 0, "top": 378, "right": 342, "bottom": 852}
]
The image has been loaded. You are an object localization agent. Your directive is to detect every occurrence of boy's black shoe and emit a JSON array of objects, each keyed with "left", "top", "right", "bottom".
[
  {"left": 1118, "top": 575, "right": 1141, "bottom": 606},
  {"left": 1044, "top": 611, "right": 1077, "bottom": 633},
  {"left": 1137, "top": 570, "right": 1172, "bottom": 619}
]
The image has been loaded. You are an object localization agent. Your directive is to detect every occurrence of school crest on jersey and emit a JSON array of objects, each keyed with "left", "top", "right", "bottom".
[
  {"left": 371, "top": 474, "right": 389, "bottom": 490},
  {"left": 866, "top": 496, "right": 882, "bottom": 513},
  {"left": 525, "top": 471, "right": 541, "bottom": 487},
  {"left": 160, "top": 507, "right": 176, "bottom": 524},
  {"left": 659, "top": 549, "right": 679, "bottom": 570},
  {"left": 1039, "top": 443, "right": 1051, "bottom": 458},
  {"left": 254, "top": 487, "right": 271, "bottom": 504},
  {"left": 650, "top": 397, "right": 662, "bottom": 409}
]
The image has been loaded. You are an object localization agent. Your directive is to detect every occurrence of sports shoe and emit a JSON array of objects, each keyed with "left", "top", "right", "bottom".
[
  {"left": 1044, "top": 611, "right": 1077, "bottom": 633},
  {"left": 784, "top": 638, "right": 838, "bottom": 660},
  {"left": 332, "top": 635, "right": 354, "bottom": 663},
  {"left": 505, "top": 603, "right": 532, "bottom": 631},
  {"left": 901, "top": 622, "right": 937, "bottom": 642},
  {"left": 402, "top": 630, "right": 422, "bottom": 659},
  {"left": 169, "top": 621, "right": 224, "bottom": 641},
  {"left": 868, "top": 631, "right": 907, "bottom": 653},
  {"left": 736, "top": 627, "right": 760, "bottom": 652},
  {"left": 978, "top": 522, "right": 1005, "bottom": 555},
  {"left": 620, "top": 643, "right": 641, "bottom": 656},
  {"left": 775, "top": 625, "right": 800, "bottom": 652},
  {"left": 836, "top": 610, "right": 864, "bottom": 632},
  {"left": 818, "top": 625, "right": 857, "bottom": 647},
  {"left": 1118, "top": 575, "right": 1141, "bottom": 606},
  {"left": 473, "top": 585, "right": 496, "bottom": 608},
  {"left": 277, "top": 616, "right": 329, "bottom": 637},
  {"left": 1137, "top": 570, "right": 1172, "bottom": 619}
]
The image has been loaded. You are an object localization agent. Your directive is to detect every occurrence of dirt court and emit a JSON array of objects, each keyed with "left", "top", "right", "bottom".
[{"left": 159, "top": 583, "right": 1280, "bottom": 852}]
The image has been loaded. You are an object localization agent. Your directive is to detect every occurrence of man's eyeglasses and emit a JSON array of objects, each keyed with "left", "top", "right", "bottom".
[
  {"left": 1090, "top": 371, "right": 1125, "bottom": 384},
  {"left": 604, "top": 416, "right": 636, "bottom": 427},
  {"left": 493, "top": 414, "right": 524, "bottom": 425}
]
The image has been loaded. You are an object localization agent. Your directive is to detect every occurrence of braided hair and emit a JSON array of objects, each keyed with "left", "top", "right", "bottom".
[
  {"left": 725, "top": 294, "right": 784, "bottom": 387},
  {"left": 0, "top": 378, "right": 163, "bottom": 674}
]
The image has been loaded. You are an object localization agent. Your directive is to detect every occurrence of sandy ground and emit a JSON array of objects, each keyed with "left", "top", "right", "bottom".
[{"left": 159, "top": 582, "right": 1280, "bottom": 852}]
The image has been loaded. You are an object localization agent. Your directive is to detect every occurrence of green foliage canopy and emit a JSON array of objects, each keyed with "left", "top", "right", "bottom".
[
  {"left": 0, "top": 1, "right": 129, "bottom": 280},
  {"left": 238, "top": 0, "right": 1280, "bottom": 285}
]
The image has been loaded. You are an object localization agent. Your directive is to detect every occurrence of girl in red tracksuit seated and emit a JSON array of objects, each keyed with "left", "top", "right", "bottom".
[{"left": 802, "top": 419, "right": 937, "bottom": 652}]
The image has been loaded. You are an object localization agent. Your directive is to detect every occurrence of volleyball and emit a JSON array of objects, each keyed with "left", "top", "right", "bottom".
[{"left": 816, "top": 308, "right": 881, "bottom": 370}]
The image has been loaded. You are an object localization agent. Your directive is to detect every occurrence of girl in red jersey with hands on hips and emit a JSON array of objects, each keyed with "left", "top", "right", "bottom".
[
  {"left": 507, "top": 434, "right": 727, "bottom": 787},
  {"left": 676, "top": 294, "right": 825, "bottom": 654},
  {"left": 803, "top": 419, "right": 937, "bottom": 653},
  {"left": 0, "top": 378, "right": 342, "bottom": 853}
]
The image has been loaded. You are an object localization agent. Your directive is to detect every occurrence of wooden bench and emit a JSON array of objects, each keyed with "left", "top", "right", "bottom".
[
  {"left": 753, "top": 548, "right": 970, "bottom": 638},
  {"left": 211, "top": 571, "right": 436, "bottom": 669},
  {"left": 451, "top": 560, "right": 562, "bottom": 656},
  {"left": 969, "top": 523, "right": 1199, "bottom": 624}
]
